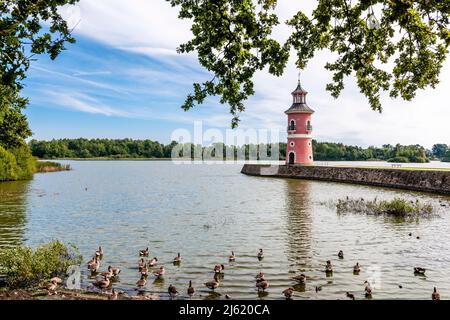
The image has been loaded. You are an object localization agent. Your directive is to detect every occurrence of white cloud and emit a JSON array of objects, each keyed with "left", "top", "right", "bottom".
[{"left": 54, "top": 0, "right": 450, "bottom": 148}]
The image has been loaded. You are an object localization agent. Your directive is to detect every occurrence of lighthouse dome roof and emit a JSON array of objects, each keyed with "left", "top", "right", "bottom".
[
  {"left": 291, "top": 83, "right": 308, "bottom": 95},
  {"left": 285, "top": 103, "right": 315, "bottom": 114}
]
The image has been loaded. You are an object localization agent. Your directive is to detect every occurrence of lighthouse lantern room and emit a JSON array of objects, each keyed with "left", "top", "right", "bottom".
[{"left": 285, "top": 76, "right": 315, "bottom": 165}]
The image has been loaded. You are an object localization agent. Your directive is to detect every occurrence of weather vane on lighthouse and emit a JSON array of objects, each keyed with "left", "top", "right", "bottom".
[{"left": 285, "top": 74, "right": 315, "bottom": 165}]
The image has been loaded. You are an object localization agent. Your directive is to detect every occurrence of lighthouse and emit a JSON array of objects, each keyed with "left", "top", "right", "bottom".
[{"left": 285, "top": 76, "right": 314, "bottom": 165}]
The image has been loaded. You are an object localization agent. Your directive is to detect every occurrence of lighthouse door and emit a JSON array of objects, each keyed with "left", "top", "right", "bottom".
[{"left": 288, "top": 152, "right": 295, "bottom": 165}]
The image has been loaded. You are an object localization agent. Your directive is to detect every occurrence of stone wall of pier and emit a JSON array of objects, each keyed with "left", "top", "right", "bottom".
[{"left": 241, "top": 164, "right": 450, "bottom": 195}]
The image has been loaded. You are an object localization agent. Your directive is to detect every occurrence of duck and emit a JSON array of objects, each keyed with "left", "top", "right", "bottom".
[
  {"left": 257, "top": 248, "right": 264, "bottom": 260},
  {"left": 256, "top": 279, "right": 269, "bottom": 292},
  {"left": 139, "top": 247, "right": 149, "bottom": 257},
  {"left": 100, "top": 269, "right": 113, "bottom": 278},
  {"left": 325, "top": 260, "right": 333, "bottom": 273},
  {"left": 95, "top": 275, "right": 110, "bottom": 289},
  {"left": 364, "top": 281, "right": 373, "bottom": 297},
  {"left": 95, "top": 246, "right": 104, "bottom": 257},
  {"left": 346, "top": 292, "right": 355, "bottom": 300},
  {"left": 149, "top": 257, "right": 158, "bottom": 267},
  {"left": 353, "top": 262, "right": 361, "bottom": 273},
  {"left": 214, "top": 264, "right": 225, "bottom": 274},
  {"left": 414, "top": 267, "right": 426, "bottom": 275},
  {"left": 168, "top": 284, "right": 178, "bottom": 297},
  {"left": 315, "top": 285, "right": 322, "bottom": 292},
  {"left": 204, "top": 277, "right": 220, "bottom": 291},
  {"left": 282, "top": 287, "right": 294, "bottom": 300},
  {"left": 187, "top": 280, "right": 195, "bottom": 296},
  {"left": 109, "top": 266, "right": 121, "bottom": 276},
  {"left": 154, "top": 266, "right": 166, "bottom": 278},
  {"left": 432, "top": 287, "right": 440, "bottom": 300},
  {"left": 136, "top": 275, "right": 147, "bottom": 287},
  {"left": 338, "top": 250, "right": 344, "bottom": 259},
  {"left": 229, "top": 251, "right": 236, "bottom": 262},
  {"left": 173, "top": 252, "right": 182, "bottom": 264},
  {"left": 292, "top": 274, "right": 306, "bottom": 284}
]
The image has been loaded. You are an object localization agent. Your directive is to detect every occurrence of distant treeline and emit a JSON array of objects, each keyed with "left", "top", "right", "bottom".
[{"left": 29, "top": 139, "right": 449, "bottom": 163}]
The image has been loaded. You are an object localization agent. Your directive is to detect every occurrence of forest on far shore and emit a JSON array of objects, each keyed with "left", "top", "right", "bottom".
[{"left": 29, "top": 139, "right": 450, "bottom": 163}]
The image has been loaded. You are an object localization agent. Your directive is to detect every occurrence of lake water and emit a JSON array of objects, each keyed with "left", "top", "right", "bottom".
[{"left": 1, "top": 161, "right": 450, "bottom": 300}]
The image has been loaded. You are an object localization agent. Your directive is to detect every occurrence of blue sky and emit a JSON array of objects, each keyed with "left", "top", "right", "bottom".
[{"left": 22, "top": 0, "right": 450, "bottom": 148}]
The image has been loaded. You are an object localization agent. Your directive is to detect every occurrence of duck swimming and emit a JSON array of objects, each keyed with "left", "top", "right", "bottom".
[
  {"left": 95, "top": 246, "right": 103, "bottom": 257},
  {"left": 364, "top": 281, "right": 373, "bottom": 297},
  {"left": 283, "top": 288, "right": 294, "bottom": 300},
  {"left": 168, "top": 284, "right": 178, "bottom": 297},
  {"left": 432, "top": 287, "right": 440, "bottom": 300},
  {"left": 173, "top": 253, "right": 181, "bottom": 264},
  {"left": 292, "top": 274, "right": 306, "bottom": 284},
  {"left": 346, "top": 292, "right": 355, "bottom": 300},
  {"left": 256, "top": 279, "right": 269, "bottom": 292},
  {"left": 214, "top": 264, "right": 225, "bottom": 274},
  {"left": 95, "top": 275, "right": 110, "bottom": 290},
  {"left": 353, "top": 262, "right": 361, "bottom": 273},
  {"left": 257, "top": 249, "right": 264, "bottom": 260},
  {"left": 229, "top": 251, "right": 236, "bottom": 262},
  {"left": 138, "top": 258, "right": 146, "bottom": 271},
  {"left": 136, "top": 275, "right": 147, "bottom": 287},
  {"left": 414, "top": 267, "right": 426, "bottom": 275},
  {"left": 154, "top": 266, "right": 166, "bottom": 278},
  {"left": 255, "top": 272, "right": 265, "bottom": 281},
  {"left": 139, "top": 247, "right": 149, "bottom": 257},
  {"left": 325, "top": 260, "right": 333, "bottom": 273},
  {"left": 187, "top": 280, "right": 195, "bottom": 296},
  {"left": 338, "top": 250, "right": 344, "bottom": 259},
  {"left": 109, "top": 266, "right": 121, "bottom": 276},
  {"left": 205, "top": 276, "right": 220, "bottom": 291},
  {"left": 149, "top": 257, "right": 158, "bottom": 267}
]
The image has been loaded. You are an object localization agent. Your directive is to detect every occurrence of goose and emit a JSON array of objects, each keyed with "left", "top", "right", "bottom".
[
  {"left": 109, "top": 266, "right": 121, "bottom": 276},
  {"left": 282, "top": 287, "right": 294, "bottom": 299},
  {"left": 214, "top": 264, "right": 225, "bottom": 274},
  {"left": 154, "top": 266, "right": 166, "bottom": 278},
  {"left": 229, "top": 251, "right": 236, "bottom": 262},
  {"left": 414, "top": 267, "right": 426, "bottom": 275},
  {"left": 292, "top": 274, "right": 306, "bottom": 284},
  {"left": 338, "top": 250, "right": 344, "bottom": 259},
  {"left": 204, "top": 277, "right": 220, "bottom": 291},
  {"left": 50, "top": 277, "right": 63, "bottom": 284},
  {"left": 149, "top": 257, "right": 158, "bottom": 267},
  {"left": 100, "top": 269, "right": 113, "bottom": 278},
  {"left": 187, "top": 280, "right": 195, "bottom": 296},
  {"left": 432, "top": 287, "right": 440, "bottom": 300},
  {"left": 346, "top": 292, "right": 355, "bottom": 300},
  {"left": 139, "top": 247, "right": 149, "bottom": 257},
  {"left": 364, "top": 281, "right": 373, "bottom": 297},
  {"left": 168, "top": 284, "right": 178, "bottom": 296},
  {"left": 140, "top": 265, "right": 149, "bottom": 277},
  {"left": 173, "top": 252, "right": 182, "bottom": 264},
  {"left": 88, "top": 257, "right": 100, "bottom": 273},
  {"left": 109, "top": 288, "right": 118, "bottom": 300},
  {"left": 325, "top": 260, "right": 333, "bottom": 273},
  {"left": 138, "top": 258, "right": 146, "bottom": 271},
  {"left": 256, "top": 279, "right": 269, "bottom": 292},
  {"left": 257, "top": 249, "right": 264, "bottom": 260},
  {"left": 95, "top": 246, "right": 104, "bottom": 257},
  {"left": 95, "top": 276, "right": 110, "bottom": 289},
  {"left": 353, "top": 262, "right": 361, "bottom": 273},
  {"left": 136, "top": 275, "right": 147, "bottom": 287},
  {"left": 255, "top": 271, "right": 265, "bottom": 281}
]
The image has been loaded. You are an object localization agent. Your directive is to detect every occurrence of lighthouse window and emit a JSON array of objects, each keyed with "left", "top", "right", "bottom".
[
  {"left": 308, "top": 142, "right": 311, "bottom": 146},
  {"left": 290, "top": 142, "right": 295, "bottom": 147},
  {"left": 309, "top": 155, "right": 312, "bottom": 160}
]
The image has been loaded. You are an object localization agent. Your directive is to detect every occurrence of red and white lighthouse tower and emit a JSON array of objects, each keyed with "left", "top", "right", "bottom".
[{"left": 285, "top": 76, "right": 314, "bottom": 165}]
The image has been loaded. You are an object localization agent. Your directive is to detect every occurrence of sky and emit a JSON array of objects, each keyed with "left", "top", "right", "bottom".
[{"left": 22, "top": 0, "right": 450, "bottom": 148}]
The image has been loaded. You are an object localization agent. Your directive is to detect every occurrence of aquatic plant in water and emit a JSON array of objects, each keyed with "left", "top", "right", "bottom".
[{"left": 335, "top": 197, "right": 434, "bottom": 217}]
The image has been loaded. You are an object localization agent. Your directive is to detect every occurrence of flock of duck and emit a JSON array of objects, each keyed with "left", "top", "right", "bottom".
[{"left": 43, "top": 246, "right": 442, "bottom": 300}]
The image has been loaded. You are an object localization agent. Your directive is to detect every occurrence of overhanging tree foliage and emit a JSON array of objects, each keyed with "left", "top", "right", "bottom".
[
  {"left": 167, "top": 0, "right": 450, "bottom": 127},
  {"left": 0, "top": 0, "right": 79, "bottom": 149}
]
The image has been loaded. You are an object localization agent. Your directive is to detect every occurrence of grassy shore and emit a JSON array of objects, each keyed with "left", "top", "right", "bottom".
[
  {"left": 40, "top": 157, "right": 172, "bottom": 161},
  {"left": 35, "top": 161, "right": 71, "bottom": 173}
]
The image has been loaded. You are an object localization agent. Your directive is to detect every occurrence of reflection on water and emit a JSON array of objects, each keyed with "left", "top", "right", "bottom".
[
  {"left": 0, "top": 181, "right": 30, "bottom": 247},
  {"left": 0, "top": 161, "right": 449, "bottom": 300}
]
